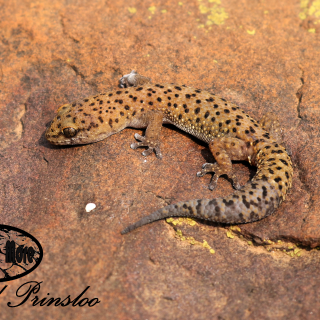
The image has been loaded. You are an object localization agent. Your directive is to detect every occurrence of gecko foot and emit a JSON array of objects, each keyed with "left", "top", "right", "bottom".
[
  {"left": 119, "top": 70, "right": 152, "bottom": 88},
  {"left": 197, "top": 163, "right": 241, "bottom": 191},
  {"left": 131, "top": 133, "right": 163, "bottom": 159}
]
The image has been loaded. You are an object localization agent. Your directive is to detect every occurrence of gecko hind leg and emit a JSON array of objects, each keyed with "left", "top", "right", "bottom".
[{"left": 197, "top": 137, "right": 254, "bottom": 191}]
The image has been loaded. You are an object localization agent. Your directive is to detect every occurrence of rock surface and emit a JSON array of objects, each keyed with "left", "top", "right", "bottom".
[{"left": 0, "top": 0, "right": 320, "bottom": 318}]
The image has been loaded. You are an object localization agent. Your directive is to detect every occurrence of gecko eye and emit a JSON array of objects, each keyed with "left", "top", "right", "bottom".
[{"left": 63, "top": 127, "right": 77, "bottom": 138}]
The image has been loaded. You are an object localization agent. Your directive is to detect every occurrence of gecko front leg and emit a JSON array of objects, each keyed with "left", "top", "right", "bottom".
[{"left": 130, "top": 110, "right": 164, "bottom": 159}]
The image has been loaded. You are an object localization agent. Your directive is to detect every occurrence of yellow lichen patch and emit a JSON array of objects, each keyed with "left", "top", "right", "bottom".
[
  {"left": 226, "top": 230, "right": 234, "bottom": 239},
  {"left": 148, "top": 6, "right": 157, "bottom": 14},
  {"left": 299, "top": 0, "right": 320, "bottom": 26},
  {"left": 166, "top": 217, "right": 197, "bottom": 226},
  {"left": 197, "top": 0, "right": 228, "bottom": 28},
  {"left": 174, "top": 229, "right": 215, "bottom": 254},
  {"left": 128, "top": 7, "right": 137, "bottom": 14},
  {"left": 230, "top": 226, "right": 241, "bottom": 232},
  {"left": 247, "top": 29, "right": 256, "bottom": 35}
]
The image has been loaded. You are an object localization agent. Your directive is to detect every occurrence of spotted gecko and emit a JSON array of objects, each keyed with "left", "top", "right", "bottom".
[{"left": 46, "top": 70, "right": 293, "bottom": 234}]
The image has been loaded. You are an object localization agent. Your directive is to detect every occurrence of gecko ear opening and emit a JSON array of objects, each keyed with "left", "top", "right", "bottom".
[{"left": 63, "top": 127, "right": 77, "bottom": 138}]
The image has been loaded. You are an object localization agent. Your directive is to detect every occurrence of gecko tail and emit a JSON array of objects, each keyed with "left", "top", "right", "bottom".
[{"left": 121, "top": 180, "right": 280, "bottom": 234}]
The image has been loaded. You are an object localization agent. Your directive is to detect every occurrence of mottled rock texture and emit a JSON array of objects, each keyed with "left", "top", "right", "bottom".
[{"left": 0, "top": 0, "right": 320, "bottom": 318}]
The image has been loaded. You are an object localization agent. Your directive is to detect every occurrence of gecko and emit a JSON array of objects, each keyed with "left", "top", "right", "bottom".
[{"left": 46, "top": 70, "right": 293, "bottom": 234}]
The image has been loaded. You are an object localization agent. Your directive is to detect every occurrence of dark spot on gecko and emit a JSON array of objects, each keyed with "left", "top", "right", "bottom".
[
  {"left": 245, "top": 130, "right": 250, "bottom": 134},
  {"left": 250, "top": 127, "right": 255, "bottom": 133},
  {"left": 174, "top": 103, "right": 177, "bottom": 108},
  {"left": 73, "top": 117, "right": 76, "bottom": 123},
  {"left": 99, "top": 100, "right": 103, "bottom": 105},
  {"left": 141, "top": 108, "right": 144, "bottom": 112},
  {"left": 93, "top": 108, "right": 98, "bottom": 111},
  {"left": 262, "top": 186, "right": 267, "bottom": 198},
  {"left": 196, "top": 100, "right": 201, "bottom": 104},
  {"left": 175, "top": 86, "right": 182, "bottom": 91},
  {"left": 168, "top": 89, "right": 172, "bottom": 92},
  {"left": 262, "top": 175, "right": 268, "bottom": 181},
  {"left": 224, "top": 109, "right": 230, "bottom": 113},
  {"left": 66, "top": 115, "right": 71, "bottom": 118},
  {"left": 157, "top": 97, "right": 162, "bottom": 102},
  {"left": 192, "top": 93, "right": 196, "bottom": 97},
  {"left": 285, "top": 171, "right": 289, "bottom": 179},
  {"left": 204, "top": 111, "right": 210, "bottom": 118},
  {"left": 57, "top": 123, "right": 61, "bottom": 128},
  {"left": 214, "top": 104, "right": 219, "bottom": 108},
  {"left": 109, "top": 119, "right": 113, "bottom": 128},
  {"left": 136, "top": 87, "right": 143, "bottom": 91},
  {"left": 216, "top": 111, "right": 220, "bottom": 115},
  {"left": 276, "top": 166, "right": 282, "bottom": 170},
  {"left": 195, "top": 108, "right": 200, "bottom": 114},
  {"left": 232, "top": 128, "right": 237, "bottom": 132},
  {"left": 221, "top": 98, "right": 226, "bottom": 102},
  {"left": 183, "top": 104, "right": 187, "bottom": 109},
  {"left": 216, "top": 152, "right": 220, "bottom": 156},
  {"left": 84, "top": 99, "right": 89, "bottom": 102},
  {"left": 179, "top": 114, "right": 182, "bottom": 119},
  {"left": 268, "top": 169, "right": 274, "bottom": 174},
  {"left": 211, "top": 117, "right": 215, "bottom": 122},
  {"left": 195, "top": 89, "right": 201, "bottom": 93},
  {"left": 132, "top": 111, "right": 136, "bottom": 116},
  {"left": 148, "top": 101, "right": 153, "bottom": 105},
  {"left": 280, "top": 159, "right": 289, "bottom": 166},
  {"left": 147, "top": 93, "right": 152, "bottom": 97},
  {"left": 90, "top": 102, "right": 95, "bottom": 106},
  {"left": 219, "top": 122, "right": 222, "bottom": 127},
  {"left": 185, "top": 109, "right": 189, "bottom": 113},
  {"left": 274, "top": 177, "right": 282, "bottom": 183},
  {"left": 119, "top": 100, "right": 123, "bottom": 104},
  {"left": 196, "top": 118, "right": 200, "bottom": 123},
  {"left": 175, "top": 94, "right": 179, "bottom": 98},
  {"left": 232, "top": 107, "right": 237, "bottom": 111},
  {"left": 167, "top": 96, "right": 171, "bottom": 100},
  {"left": 98, "top": 116, "right": 103, "bottom": 123},
  {"left": 263, "top": 133, "right": 269, "bottom": 138},
  {"left": 115, "top": 118, "right": 119, "bottom": 123},
  {"left": 72, "top": 102, "right": 76, "bottom": 107},
  {"left": 223, "top": 199, "right": 234, "bottom": 206},
  {"left": 236, "top": 122, "right": 241, "bottom": 126},
  {"left": 81, "top": 120, "right": 85, "bottom": 123},
  {"left": 242, "top": 196, "right": 251, "bottom": 209},
  {"left": 125, "top": 105, "right": 130, "bottom": 110},
  {"left": 140, "top": 100, "right": 143, "bottom": 103},
  {"left": 249, "top": 191, "right": 254, "bottom": 195},
  {"left": 226, "top": 120, "right": 231, "bottom": 125},
  {"left": 168, "top": 102, "right": 172, "bottom": 107},
  {"left": 233, "top": 194, "right": 239, "bottom": 199}
]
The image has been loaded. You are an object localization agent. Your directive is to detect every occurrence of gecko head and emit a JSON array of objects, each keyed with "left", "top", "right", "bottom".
[
  {"left": 45, "top": 104, "right": 83, "bottom": 145},
  {"left": 45, "top": 102, "right": 121, "bottom": 145}
]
